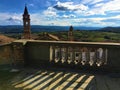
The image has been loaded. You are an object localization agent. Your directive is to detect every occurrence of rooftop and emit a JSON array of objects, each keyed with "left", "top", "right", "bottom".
[{"left": 0, "top": 34, "right": 15, "bottom": 45}]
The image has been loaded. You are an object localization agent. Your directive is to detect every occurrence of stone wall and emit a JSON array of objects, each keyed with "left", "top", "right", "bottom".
[
  {"left": 11, "top": 42, "right": 25, "bottom": 66},
  {"left": 107, "top": 46, "right": 120, "bottom": 69},
  {"left": 0, "top": 44, "right": 12, "bottom": 64},
  {"left": 24, "top": 41, "right": 50, "bottom": 66},
  {"left": 0, "top": 42, "right": 25, "bottom": 65}
]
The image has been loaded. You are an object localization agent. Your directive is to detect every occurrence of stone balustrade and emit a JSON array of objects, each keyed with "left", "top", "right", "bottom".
[
  {"left": 4, "top": 40, "right": 120, "bottom": 71},
  {"left": 51, "top": 46, "right": 108, "bottom": 67}
]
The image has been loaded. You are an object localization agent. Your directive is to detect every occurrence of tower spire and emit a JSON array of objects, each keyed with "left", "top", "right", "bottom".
[{"left": 24, "top": 4, "right": 28, "bottom": 15}]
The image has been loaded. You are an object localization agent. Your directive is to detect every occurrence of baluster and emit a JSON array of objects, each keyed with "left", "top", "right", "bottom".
[
  {"left": 89, "top": 48, "right": 95, "bottom": 66},
  {"left": 96, "top": 48, "right": 103, "bottom": 66},
  {"left": 81, "top": 47, "right": 88, "bottom": 65},
  {"left": 81, "top": 52, "right": 86, "bottom": 65},
  {"left": 54, "top": 46, "right": 60, "bottom": 63},
  {"left": 74, "top": 52, "right": 79, "bottom": 64},
  {"left": 61, "top": 47, "right": 66, "bottom": 63},
  {"left": 50, "top": 46, "right": 53, "bottom": 62},
  {"left": 52, "top": 46, "right": 55, "bottom": 62},
  {"left": 74, "top": 47, "right": 80, "bottom": 64},
  {"left": 67, "top": 47, "right": 73, "bottom": 64}
]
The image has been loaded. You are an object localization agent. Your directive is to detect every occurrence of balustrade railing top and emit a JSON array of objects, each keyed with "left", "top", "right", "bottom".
[{"left": 13, "top": 40, "right": 120, "bottom": 46}]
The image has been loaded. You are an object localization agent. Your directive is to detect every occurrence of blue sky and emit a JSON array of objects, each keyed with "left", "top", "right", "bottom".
[{"left": 0, "top": 0, "right": 120, "bottom": 27}]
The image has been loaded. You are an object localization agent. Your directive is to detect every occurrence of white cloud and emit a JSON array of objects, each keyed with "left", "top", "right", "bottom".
[
  {"left": 86, "top": 8, "right": 106, "bottom": 16},
  {"left": 79, "top": 0, "right": 120, "bottom": 16},
  {"left": 0, "top": 11, "right": 119, "bottom": 26},
  {"left": 43, "top": 10, "right": 57, "bottom": 17},
  {"left": 92, "top": 0, "right": 120, "bottom": 15},
  {"left": 62, "top": 14, "right": 69, "bottom": 18},
  {"left": 81, "top": 0, "right": 103, "bottom": 5},
  {"left": 0, "top": 13, "right": 22, "bottom": 25},
  {"left": 81, "top": 0, "right": 93, "bottom": 4},
  {"left": 61, "top": 14, "right": 76, "bottom": 18},
  {"left": 54, "top": 1, "right": 88, "bottom": 11},
  {"left": 93, "top": 3, "right": 104, "bottom": 7},
  {"left": 43, "top": 7, "right": 57, "bottom": 17},
  {"left": 70, "top": 14, "right": 76, "bottom": 18},
  {"left": 29, "top": 4, "right": 34, "bottom": 7},
  {"left": 69, "top": 15, "right": 120, "bottom": 26},
  {"left": 49, "top": 20, "right": 71, "bottom": 26},
  {"left": 113, "top": 15, "right": 120, "bottom": 19},
  {"left": 101, "top": 0, "right": 120, "bottom": 12},
  {"left": 90, "top": 0, "right": 104, "bottom": 4}
]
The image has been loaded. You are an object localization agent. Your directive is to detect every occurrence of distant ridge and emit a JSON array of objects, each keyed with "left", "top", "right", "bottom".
[
  {"left": 1, "top": 25, "right": 120, "bottom": 33},
  {"left": 101, "top": 26, "right": 120, "bottom": 33},
  {"left": 0, "top": 25, "right": 101, "bottom": 33}
]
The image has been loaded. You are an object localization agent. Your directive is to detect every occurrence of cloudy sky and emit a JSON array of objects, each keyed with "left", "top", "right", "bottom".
[{"left": 0, "top": 0, "right": 120, "bottom": 27}]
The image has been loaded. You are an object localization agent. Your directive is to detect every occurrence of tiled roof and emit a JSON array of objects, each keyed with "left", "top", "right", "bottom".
[{"left": 0, "top": 34, "right": 15, "bottom": 44}]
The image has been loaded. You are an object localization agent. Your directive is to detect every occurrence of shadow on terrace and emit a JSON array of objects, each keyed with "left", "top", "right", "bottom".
[{"left": 13, "top": 70, "right": 95, "bottom": 90}]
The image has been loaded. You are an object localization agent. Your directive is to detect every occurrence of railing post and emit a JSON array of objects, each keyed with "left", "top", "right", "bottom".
[
  {"left": 61, "top": 47, "right": 67, "bottom": 63},
  {"left": 104, "top": 48, "right": 108, "bottom": 65},
  {"left": 50, "top": 45, "right": 53, "bottom": 62},
  {"left": 67, "top": 47, "right": 73, "bottom": 64},
  {"left": 52, "top": 45, "right": 55, "bottom": 62},
  {"left": 89, "top": 48, "right": 96, "bottom": 66}
]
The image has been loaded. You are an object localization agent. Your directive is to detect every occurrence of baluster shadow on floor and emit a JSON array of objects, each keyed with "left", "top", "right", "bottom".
[{"left": 13, "top": 70, "right": 96, "bottom": 90}]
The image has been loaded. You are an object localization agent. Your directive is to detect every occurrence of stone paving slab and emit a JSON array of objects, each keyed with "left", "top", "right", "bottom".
[{"left": 13, "top": 70, "right": 120, "bottom": 90}]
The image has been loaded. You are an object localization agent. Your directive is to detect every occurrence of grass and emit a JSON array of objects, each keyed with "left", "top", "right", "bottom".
[
  {"left": 7, "top": 30, "right": 120, "bottom": 42},
  {"left": 43, "top": 31, "right": 120, "bottom": 42}
]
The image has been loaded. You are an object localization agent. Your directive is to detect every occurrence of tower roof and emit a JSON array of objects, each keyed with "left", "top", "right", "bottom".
[
  {"left": 24, "top": 5, "right": 29, "bottom": 15},
  {"left": 69, "top": 26, "right": 73, "bottom": 31}
]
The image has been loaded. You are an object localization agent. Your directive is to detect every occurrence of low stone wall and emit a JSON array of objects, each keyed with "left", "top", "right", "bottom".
[
  {"left": 0, "top": 41, "right": 25, "bottom": 66},
  {"left": 0, "top": 44, "right": 12, "bottom": 65},
  {"left": 107, "top": 46, "right": 120, "bottom": 69},
  {"left": 24, "top": 41, "right": 50, "bottom": 66},
  {"left": 11, "top": 41, "right": 25, "bottom": 66}
]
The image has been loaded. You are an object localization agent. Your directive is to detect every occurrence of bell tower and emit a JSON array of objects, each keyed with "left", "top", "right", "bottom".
[
  {"left": 23, "top": 5, "right": 31, "bottom": 39},
  {"left": 68, "top": 26, "right": 74, "bottom": 41}
]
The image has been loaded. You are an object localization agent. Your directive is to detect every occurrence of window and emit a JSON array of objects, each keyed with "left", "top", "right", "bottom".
[{"left": 26, "top": 22, "right": 28, "bottom": 25}]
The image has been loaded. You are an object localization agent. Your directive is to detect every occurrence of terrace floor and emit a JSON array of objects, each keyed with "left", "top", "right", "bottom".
[{"left": 12, "top": 68, "right": 120, "bottom": 90}]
